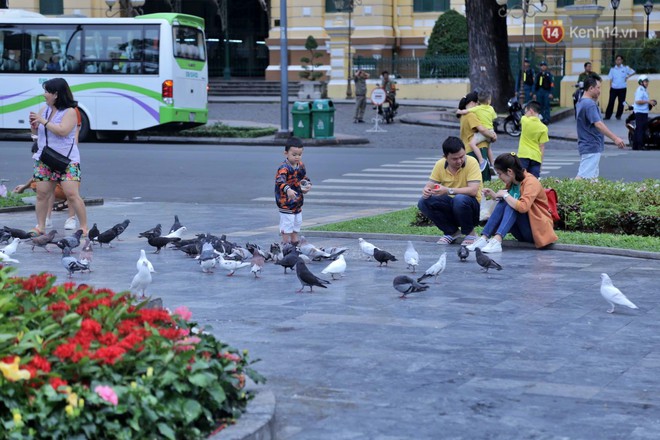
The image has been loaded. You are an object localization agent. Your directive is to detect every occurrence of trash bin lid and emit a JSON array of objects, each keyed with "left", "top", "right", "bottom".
[
  {"left": 292, "top": 101, "right": 313, "bottom": 113},
  {"left": 312, "top": 99, "right": 334, "bottom": 111}
]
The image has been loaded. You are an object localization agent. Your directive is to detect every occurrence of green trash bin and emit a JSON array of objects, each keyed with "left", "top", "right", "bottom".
[
  {"left": 311, "top": 99, "right": 335, "bottom": 139},
  {"left": 291, "top": 101, "right": 313, "bottom": 138}
]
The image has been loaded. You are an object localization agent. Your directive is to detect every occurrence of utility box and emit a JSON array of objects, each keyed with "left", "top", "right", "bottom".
[
  {"left": 311, "top": 99, "right": 335, "bottom": 139},
  {"left": 291, "top": 101, "right": 313, "bottom": 138}
]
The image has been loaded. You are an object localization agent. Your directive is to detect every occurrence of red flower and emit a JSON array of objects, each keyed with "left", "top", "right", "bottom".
[
  {"left": 49, "top": 376, "right": 68, "bottom": 392},
  {"left": 91, "top": 346, "right": 126, "bottom": 364},
  {"left": 80, "top": 319, "right": 102, "bottom": 335},
  {"left": 98, "top": 332, "right": 118, "bottom": 346}
]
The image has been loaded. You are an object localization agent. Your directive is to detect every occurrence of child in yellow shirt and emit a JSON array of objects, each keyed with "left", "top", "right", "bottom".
[
  {"left": 457, "top": 90, "right": 496, "bottom": 171},
  {"left": 517, "top": 101, "right": 549, "bottom": 177}
]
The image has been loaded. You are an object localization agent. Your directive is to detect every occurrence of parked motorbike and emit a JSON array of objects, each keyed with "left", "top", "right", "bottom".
[
  {"left": 503, "top": 97, "right": 523, "bottom": 137},
  {"left": 572, "top": 81, "right": 584, "bottom": 118},
  {"left": 624, "top": 101, "right": 660, "bottom": 150}
]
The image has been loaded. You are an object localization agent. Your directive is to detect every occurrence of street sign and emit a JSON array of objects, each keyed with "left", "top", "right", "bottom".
[{"left": 370, "top": 88, "right": 386, "bottom": 105}]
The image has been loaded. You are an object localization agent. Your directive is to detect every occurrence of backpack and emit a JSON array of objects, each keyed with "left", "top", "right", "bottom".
[{"left": 545, "top": 188, "right": 560, "bottom": 223}]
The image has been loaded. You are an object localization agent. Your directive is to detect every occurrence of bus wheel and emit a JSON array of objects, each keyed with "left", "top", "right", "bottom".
[{"left": 78, "top": 110, "right": 92, "bottom": 142}]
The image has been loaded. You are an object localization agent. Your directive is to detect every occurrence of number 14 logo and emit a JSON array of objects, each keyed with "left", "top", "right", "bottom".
[{"left": 541, "top": 20, "right": 564, "bottom": 44}]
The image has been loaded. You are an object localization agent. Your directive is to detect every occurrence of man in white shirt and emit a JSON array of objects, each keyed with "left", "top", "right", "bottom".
[
  {"left": 604, "top": 55, "right": 635, "bottom": 120},
  {"left": 632, "top": 75, "right": 657, "bottom": 150}
]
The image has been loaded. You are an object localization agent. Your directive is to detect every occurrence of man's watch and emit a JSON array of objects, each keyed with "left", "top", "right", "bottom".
[{"left": 448, "top": 188, "right": 455, "bottom": 195}]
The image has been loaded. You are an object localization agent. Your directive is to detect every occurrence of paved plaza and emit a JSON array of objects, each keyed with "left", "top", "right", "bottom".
[{"left": 2, "top": 202, "right": 660, "bottom": 439}]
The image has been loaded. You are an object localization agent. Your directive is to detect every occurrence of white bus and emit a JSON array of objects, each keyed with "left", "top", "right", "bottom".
[{"left": 0, "top": 9, "right": 208, "bottom": 141}]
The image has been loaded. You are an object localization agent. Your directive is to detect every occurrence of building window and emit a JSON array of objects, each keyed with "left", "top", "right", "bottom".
[
  {"left": 413, "top": 0, "right": 450, "bottom": 13},
  {"left": 556, "top": 0, "right": 575, "bottom": 7},
  {"left": 40, "top": 0, "right": 63, "bottom": 15},
  {"left": 633, "top": 0, "right": 658, "bottom": 4}
]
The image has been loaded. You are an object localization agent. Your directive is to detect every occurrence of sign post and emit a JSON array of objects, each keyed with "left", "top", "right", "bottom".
[{"left": 366, "top": 88, "right": 387, "bottom": 132}]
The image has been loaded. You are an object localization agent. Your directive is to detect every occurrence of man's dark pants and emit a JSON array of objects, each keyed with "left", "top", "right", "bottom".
[
  {"left": 417, "top": 194, "right": 480, "bottom": 236},
  {"left": 605, "top": 88, "right": 627, "bottom": 119},
  {"left": 634, "top": 112, "right": 648, "bottom": 150}
]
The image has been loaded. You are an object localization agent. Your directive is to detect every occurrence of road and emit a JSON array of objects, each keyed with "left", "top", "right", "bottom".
[{"left": 1, "top": 102, "right": 657, "bottom": 209}]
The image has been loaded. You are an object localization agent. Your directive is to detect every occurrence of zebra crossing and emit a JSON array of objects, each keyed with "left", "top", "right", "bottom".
[{"left": 253, "top": 154, "right": 583, "bottom": 207}]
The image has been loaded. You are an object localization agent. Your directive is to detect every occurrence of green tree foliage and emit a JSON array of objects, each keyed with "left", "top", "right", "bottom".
[
  {"left": 425, "top": 9, "right": 468, "bottom": 57},
  {"left": 299, "top": 35, "right": 325, "bottom": 81},
  {"left": 614, "top": 39, "right": 660, "bottom": 73}
]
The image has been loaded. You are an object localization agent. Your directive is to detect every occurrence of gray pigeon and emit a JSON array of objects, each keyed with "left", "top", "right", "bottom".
[
  {"left": 457, "top": 245, "right": 469, "bottom": 262},
  {"left": 295, "top": 258, "right": 331, "bottom": 293},
  {"left": 393, "top": 275, "right": 429, "bottom": 299},
  {"left": 275, "top": 248, "right": 300, "bottom": 274},
  {"left": 31, "top": 230, "right": 57, "bottom": 251},
  {"left": 61, "top": 246, "right": 90, "bottom": 277},
  {"left": 373, "top": 248, "right": 397, "bottom": 266},
  {"left": 169, "top": 215, "right": 182, "bottom": 234},
  {"left": 56, "top": 229, "right": 83, "bottom": 251},
  {"left": 475, "top": 248, "right": 503, "bottom": 272},
  {"left": 198, "top": 242, "right": 217, "bottom": 273},
  {"left": 138, "top": 224, "right": 161, "bottom": 239},
  {"left": 250, "top": 253, "right": 265, "bottom": 278}
]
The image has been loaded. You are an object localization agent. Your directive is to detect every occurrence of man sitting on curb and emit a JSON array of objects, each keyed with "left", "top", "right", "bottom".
[{"left": 417, "top": 136, "right": 483, "bottom": 245}]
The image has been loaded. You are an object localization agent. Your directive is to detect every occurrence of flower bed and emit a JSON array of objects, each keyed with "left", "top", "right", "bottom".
[{"left": 0, "top": 266, "right": 264, "bottom": 439}]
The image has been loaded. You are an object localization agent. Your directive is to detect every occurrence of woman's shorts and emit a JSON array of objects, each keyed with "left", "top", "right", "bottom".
[
  {"left": 33, "top": 160, "right": 81, "bottom": 182},
  {"left": 279, "top": 212, "right": 302, "bottom": 234}
]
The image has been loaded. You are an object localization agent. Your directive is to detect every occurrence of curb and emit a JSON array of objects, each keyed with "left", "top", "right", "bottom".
[
  {"left": 211, "top": 388, "right": 276, "bottom": 440},
  {"left": 302, "top": 230, "right": 660, "bottom": 260},
  {"left": 134, "top": 134, "right": 370, "bottom": 147},
  {"left": 0, "top": 198, "right": 104, "bottom": 214}
]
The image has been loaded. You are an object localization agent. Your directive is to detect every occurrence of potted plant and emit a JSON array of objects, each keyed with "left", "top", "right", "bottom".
[
  {"left": 0, "top": 267, "right": 264, "bottom": 439},
  {"left": 298, "top": 35, "right": 327, "bottom": 99}
]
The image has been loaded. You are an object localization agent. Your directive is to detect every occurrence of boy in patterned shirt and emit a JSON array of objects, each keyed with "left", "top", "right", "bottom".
[{"left": 274, "top": 137, "right": 312, "bottom": 244}]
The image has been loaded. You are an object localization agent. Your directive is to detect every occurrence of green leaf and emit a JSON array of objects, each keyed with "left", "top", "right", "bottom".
[
  {"left": 206, "top": 384, "right": 227, "bottom": 405},
  {"left": 188, "top": 372, "right": 213, "bottom": 387},
  {"left": 157, "top": 423, "right": 176, "bottom": 440},
  {"left": 61, "top": 312, "right": 81, "bottom": 326},
  {"left": 183, "top": 399, "right": 202, "bottom": 423}
]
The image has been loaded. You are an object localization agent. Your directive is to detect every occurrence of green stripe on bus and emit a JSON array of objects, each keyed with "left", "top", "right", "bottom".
[
  {"left": 138, "top": 13, "right": 205, "bottom": 28},
  {"left": 175, "top": 59, "right": 205, "bottom": 72},
  {"left": 160, "top": 107, "right": 208, "bottom": 124}
]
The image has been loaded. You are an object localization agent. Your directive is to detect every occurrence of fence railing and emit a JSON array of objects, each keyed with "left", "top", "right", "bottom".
[{"left": 353, "top": 55, "right": 470, "bottom": 79}]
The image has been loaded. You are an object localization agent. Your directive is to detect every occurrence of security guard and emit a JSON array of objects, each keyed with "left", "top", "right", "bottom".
[
  {"left": 533, "top": 61, "right": 554, "bottom": 125},
  {"left": 517, "top": 58, "right": 535, "bottom": 104}
]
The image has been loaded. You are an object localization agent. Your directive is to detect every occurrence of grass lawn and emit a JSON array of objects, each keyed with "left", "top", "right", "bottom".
[
  {"left": 308, "top": 207, "right": 660, "bottom": 253},
  {"left": 146, "top": 123, "right": 276, "bottom": 138}
]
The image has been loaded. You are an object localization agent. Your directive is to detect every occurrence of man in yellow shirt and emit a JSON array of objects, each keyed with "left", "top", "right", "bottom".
[
  {"left": 418, "top": 136, "right": 483, "bottom": 245},
  {"left": 517, "top": 101, "right": 549, "bottom": 177}
]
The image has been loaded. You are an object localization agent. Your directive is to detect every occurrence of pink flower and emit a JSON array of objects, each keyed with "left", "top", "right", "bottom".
[
  {"left": 173, "top": 336, "right": 201, "bottom": 352},
  {"left": 94, "top": 385, "right": 118, "bottom": 406},
  {"left": 173, "top": 306, "right": 192, "bottom": 321}
]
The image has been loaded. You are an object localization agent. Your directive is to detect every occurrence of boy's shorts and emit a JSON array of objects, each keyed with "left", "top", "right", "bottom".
[
  {"left": 472, "top": 132, "right": 493, "bottom": 146},
  {"left": 279, "top": 212, "right": 302, "bottom": 234},
  {"left": 576, "top": 153, "right": 601, "bottom": 179}
]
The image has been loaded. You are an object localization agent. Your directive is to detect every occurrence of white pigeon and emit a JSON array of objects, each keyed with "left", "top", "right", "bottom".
[
  {"left": 417, "top": 252, "right": 446, "bottom": 283},
  {"left": 130, "top": 260, "right": 152, "bottom": 299},
  {"left": 217, "top": 254, "right": 251, "bottom": 276},
  {"left": 0, "top": 238, "right": 20, "bottom": 256},
  {"left": 404, "top": 241, "right": 419, "bottom": 273},
  {"left": 358, "top": 238, "right": 376, "bottom": 259},
  {"left": 600, "top": 273, "right": 638, "bottom": 314},
  {"left": 0, "top": 251, "right": 19, "bottom": 264},
  {"left": 163, "top": 226, "right": 187, "bottom": 239},
  {"left": 321, "top": 254, "right": 347, "bottom": 280},
  {"left": 136, "top": 249, "right": 155, "bottom": 273}
]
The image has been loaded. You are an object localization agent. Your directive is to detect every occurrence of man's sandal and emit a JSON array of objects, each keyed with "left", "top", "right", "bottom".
[{"left": 436, "top": 235, "right": 457, "bottom": 245}]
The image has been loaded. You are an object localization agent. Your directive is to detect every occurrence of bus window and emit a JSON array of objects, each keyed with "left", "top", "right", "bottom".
[
  {"left": 173, "top": 26, "right": 205, "bottom": 62},
  {"left": 1, "top": 27, "right": 25, "bottom": 72},
  {"left": 23, "top": 26, "right": 81, "bottom": 73}
]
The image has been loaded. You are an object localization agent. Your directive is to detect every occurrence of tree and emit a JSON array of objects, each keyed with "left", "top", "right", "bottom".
[
  {"left": 464, "top": 0, "right": 514, "bottom": 112},
  {"left": 425, "top": 9, "right": 469, "bottom": 57},
  {"left": 299, "top": 35, "right": 324, "bottom": 81}
]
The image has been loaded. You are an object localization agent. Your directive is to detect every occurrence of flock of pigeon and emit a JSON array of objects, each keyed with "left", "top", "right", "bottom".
[{"left": 0, "top": 218, "right": 641, "bottom": 311}]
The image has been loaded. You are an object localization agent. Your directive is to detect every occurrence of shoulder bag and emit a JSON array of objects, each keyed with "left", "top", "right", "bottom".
[{"left": 39, "top": 109, "right": 74, "bottom": 173}]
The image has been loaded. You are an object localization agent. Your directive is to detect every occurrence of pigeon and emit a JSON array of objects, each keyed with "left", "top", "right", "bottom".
[
  {"left": 274, "top": 249, "right": 300, "bottom": 274},
  {"left": 250, "top": 253, "right": 265, "bottom": 278},
  {"left": 0, "top": 231, "right": 11, "bottom": 244},
  {"left": 281, "top": 242, "right": 297, "bottom": 257},
  {"left": 31, "top": 230, "right": 57, "bottom": 252},
  {"left": 373, "top": 248, "right": 397, "bottom": 266},
  {"left": 600, "top": 273, "right": 638, "bottom": 314},
  {"left": 475, "top": 248, "right": 503, "bottom": 272},
  {"left": 0, "top": 251, "right": 19, "bottom": 264},
  {"left": 137, "top": 249, "right": 155, "bottom": 273},
  {"left": 88, "top": 223, "right": 100, "bottom": 242},
  {"left": 112, "top": 219, "right": 130, "bottom": 240},
  {"left": 321, "top": 254, "right": 346, "bottom": 280},
  {"left": 163, "top": 226, "right": 187, "bottom": 239},
  {"left": 298, "top": 236, "right": 333, "bottom": 261},
  {"left": 358, "top": 238, "right": 376, "bottom": 259},
  {"left": 404, "top": 241, "right": 419, "bottom": 273},
  {"left": 61, "top": 246, "right": 89, "bottom": 277},
  {"left": 270, "top": 243, "right": 283, "bottom": 263},
  {"left": 295, "top": 258, "right": 331, "bottom": 292},
  {"left": 130, "top": 260, "right": 152, "bottom": 299},
  {"left": 3, "top": 226, "right": 33, "bottom": 240},
  {"left": 246, "top": 242, "right": 271, "bottom": 261},
  {"left": 138, "top": 224, "right": 161, "bottom": 239},
  {"left": 56, "top": 229, "right": 83, "bottom": 251},
  {"left": 96, "top": 227, "right": 119, "bottom": 247},
  {"left": 79, "top": 239, "right": 93, "bottom": 266},
  {"left": 198, "top": 243, "right": 218, "bottom": 274},
  {"left": 169, "top": 215, "right": 182, "bottom": 234},
  {"left": 1, "top": 237, "right": 21, "bottom": 256},
  {"left": 175, "top": 243, "right": 201, "bottom": 257},
  {"left": 393, "top": 275, "right": 429, "bottom": 299},
  {"left": 457, "top": 245, "right": 469, "bottom": 262},
  {"left": 147, "top": 236, "right": 181, "bottom": 253},
  {"left": 216, "top": 254, "right": 251, "bottom": 276},
  {"left": 320, "top": 246, "right": 349, "bottom": 260},
  {"left": 418, "top": 253, "right": 446, "bottom": 283},
  {"left": 227, "top": 246, "right": 251, "bottom": 261}
]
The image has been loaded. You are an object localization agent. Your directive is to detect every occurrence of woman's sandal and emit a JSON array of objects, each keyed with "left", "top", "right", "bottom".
[
  {"left": 462, "top": 235, "right": 479, "bottom": 246},
  {"left": 27, "top": 228, "right": 44, "bottom": 238},
  {"left": 436, "top": 235, "right": 457, "bottom": 245},
  {"left": 53, "top": 200, "right": 68, "bottom": 211}
]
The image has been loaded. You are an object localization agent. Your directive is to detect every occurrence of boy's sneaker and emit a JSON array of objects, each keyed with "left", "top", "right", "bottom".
[
  {"left": 479, "top": 160, "right": 488, "bottom": 172},
  {"left": 64, "top": 216, "right": 77, "bottom": 230},
  {"left": 466, "top": 236, "right": 488, "bottom": 252},
  {"left": 482, "top": 238, "right": 502, "bottom": 253}
]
